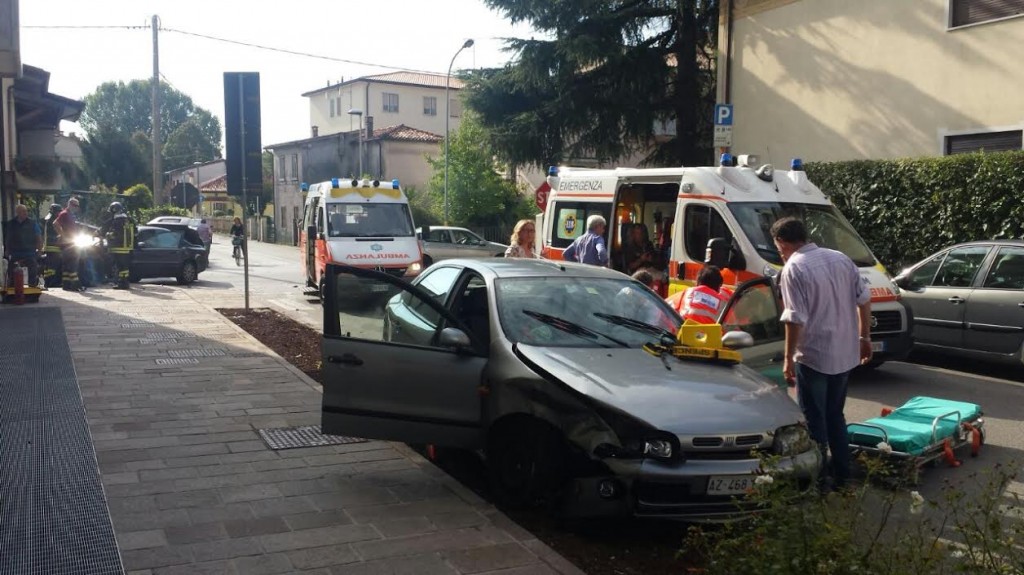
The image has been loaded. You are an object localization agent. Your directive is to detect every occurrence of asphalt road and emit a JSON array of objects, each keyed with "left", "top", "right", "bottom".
[{"left": 192, "top": 235, "right": 1024, "bottom": 504}]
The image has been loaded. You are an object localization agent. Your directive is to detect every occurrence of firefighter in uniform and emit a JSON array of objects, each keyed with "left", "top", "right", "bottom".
[
  {"left": 41, "top": 203, "right": 63, "bottom": 287},
  {"left": 53, "top": 197, "right": 82, "bottom": 291},
  {"left": 97, "top": 202, "right": 134, "bottom": 289}
]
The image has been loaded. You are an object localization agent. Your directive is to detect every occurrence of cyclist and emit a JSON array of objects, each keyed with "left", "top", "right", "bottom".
[{"left": 230, "top": 217, "right": 245, "bottom": 263}]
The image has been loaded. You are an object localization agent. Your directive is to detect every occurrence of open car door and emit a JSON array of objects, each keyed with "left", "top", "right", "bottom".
[
  {"left": 320, "top": 263, "right": 486, "bottom": 449},
  {"left": 717, "top": 277, "right": 786, "bottom": 386}
]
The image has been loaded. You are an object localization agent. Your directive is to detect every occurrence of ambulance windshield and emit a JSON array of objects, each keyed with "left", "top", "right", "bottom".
[
  {"left": 326, "top": 203, "right": 415, "bottom": 238},
  {"left": 728, "top": 202, "right": 876, "bottom": 267}
]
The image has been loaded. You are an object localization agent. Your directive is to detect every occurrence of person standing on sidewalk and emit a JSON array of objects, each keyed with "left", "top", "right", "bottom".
[
  {"left": 772, "top": 216, "right": 872, "bottom": 491},
  {"left": 97, "top": 202, "right": 134, "bottom": 289},
  {"left": 562, "top": 215, "right": 608, "bottom": 267},
  {"left": 3, "top": 204, "right": 43, "bottom": 287},
  {"left": 53, "top": 197, "right": 83, "bottom": 291},
  {"left": 42, "top": 204, "right": 64, "bottom": 287}
]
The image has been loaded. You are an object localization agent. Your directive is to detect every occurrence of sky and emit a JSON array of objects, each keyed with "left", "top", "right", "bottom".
[{"left": 20, "top": 0, "right": 536, "bottom": 147}]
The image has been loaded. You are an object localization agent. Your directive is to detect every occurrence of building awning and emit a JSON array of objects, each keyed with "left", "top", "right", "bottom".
[{"left": 13, "top": 65, "right": 84, "bottom": 131}]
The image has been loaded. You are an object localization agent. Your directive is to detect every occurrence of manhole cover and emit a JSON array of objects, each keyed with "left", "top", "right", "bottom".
[
  {"left": 155, "top": 358, "right": 200, "bottom": 365},
  {"left": 257, "top": 425, "right": 369, "bottom": 450},
  {"left": 168, "top": 348, "right": 227, "bottom": 358}
]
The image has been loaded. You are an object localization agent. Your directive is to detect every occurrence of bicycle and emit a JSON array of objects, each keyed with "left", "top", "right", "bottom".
[{"left": 231, "top": 235, "right": 245, "bottom": 266}]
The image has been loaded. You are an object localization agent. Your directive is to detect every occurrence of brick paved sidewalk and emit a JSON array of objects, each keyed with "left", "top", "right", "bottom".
[{"left": 42, "top": 285, "right": 583, "bottom": 575}]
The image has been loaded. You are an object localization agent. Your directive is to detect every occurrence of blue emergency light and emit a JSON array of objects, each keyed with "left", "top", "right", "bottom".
[
  {"left": 331, "top": 178, "right": 340, "bottom": 188},
  {"left": 392, "top": 179, "right": 400, "bottom": 188},
  {"left": 300, "top": 182, "right": 309, "bottom": 192},
  {"left": 720, "top": 153, "right": 734, "bottom": 167},
  {"left": 791, "top": 158, "right": 804, "bottom": 171},
  {"left": 547, "top": 166, "right": 558, "bottom": 177}
]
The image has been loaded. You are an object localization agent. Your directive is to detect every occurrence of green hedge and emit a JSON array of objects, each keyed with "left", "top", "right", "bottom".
[{"left": 805, "top": 150, "right": 1024, "bottom": 272}]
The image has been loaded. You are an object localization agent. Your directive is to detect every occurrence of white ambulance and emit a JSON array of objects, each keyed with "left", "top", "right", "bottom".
[
  {"left": 540, "top": 155, "right": 913, "bottom": 368},
  {"left": 300, "top": 177, "right": 423, "bottom": 298}
]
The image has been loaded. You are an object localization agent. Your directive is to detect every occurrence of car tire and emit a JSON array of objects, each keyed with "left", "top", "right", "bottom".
[
  {"left": 177, "top": 261, "right": 198, "bottom": 285},
  {"left": 487, "top": 418, "right": 568, "bottom": 509}
]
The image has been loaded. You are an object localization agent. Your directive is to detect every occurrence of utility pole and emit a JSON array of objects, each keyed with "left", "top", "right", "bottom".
[{"left": 151, "top": 15, "right": 162, "bottom": 203}]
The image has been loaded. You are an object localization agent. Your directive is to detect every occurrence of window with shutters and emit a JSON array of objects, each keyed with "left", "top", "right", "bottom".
[
  {"left": 290, "top": 155, "right": 299, "bottom": 181},
  {"left": 423, "top": 96, "right": 437, "bottom": 116},
  {"left": 950, "top": 0, "right": 1024, "bottom": 27},
  {"left": 383, "top": 93, "right": 399, "bottom": 113},
  {"left": 945, "top": 130, "right": 1023, "bottom": 155}
]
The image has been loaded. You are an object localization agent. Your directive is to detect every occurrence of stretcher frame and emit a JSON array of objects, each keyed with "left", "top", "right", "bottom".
[{"left": 847, "top": 404, "right": 985, "bottom": 486}]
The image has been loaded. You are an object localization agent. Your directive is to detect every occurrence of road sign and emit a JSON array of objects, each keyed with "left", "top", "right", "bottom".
[
  {"left": 713, "top": 103, "right": 733, "bottom": 147},
  {"left": 534, "top": 181, "right": 551, "bottom": 212}
]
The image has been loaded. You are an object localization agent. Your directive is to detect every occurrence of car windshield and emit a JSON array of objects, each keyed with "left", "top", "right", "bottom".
[
  {"left": 728, "top": 202, "right": 876, "bottom": 267},
  {"left": 326, "top": 203, "right": 414, "bottom": 238},
  {"left": 495, "top": 277, "right": 682, "bottom": 348}
]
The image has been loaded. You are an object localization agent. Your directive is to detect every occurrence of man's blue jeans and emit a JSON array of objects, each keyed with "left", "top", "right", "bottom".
[{"left": 796, "top": 363, "right": 851, "bottom": 486}]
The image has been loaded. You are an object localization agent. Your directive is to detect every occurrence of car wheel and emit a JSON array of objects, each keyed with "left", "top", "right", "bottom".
[
  {"left": 487, "top": 419, "right": 567, "bottom": 509},
  {"left": 177, "top": 261, "right": 198, "bottom": 285}
]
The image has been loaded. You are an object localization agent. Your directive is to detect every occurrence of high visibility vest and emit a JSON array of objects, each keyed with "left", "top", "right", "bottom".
[{"left": 681, "top": 285, "right": 727, "bottom": 325}]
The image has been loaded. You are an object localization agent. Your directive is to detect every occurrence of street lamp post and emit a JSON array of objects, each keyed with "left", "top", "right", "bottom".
[
  {"left": 347, "top": 108, "right": 363, "bottom": 177},
  {"left": 444, "top": 38, "right": 474, "bottom": 226},
  {"left": 193, "top": 161, "right": 202, "bottom": 215}
]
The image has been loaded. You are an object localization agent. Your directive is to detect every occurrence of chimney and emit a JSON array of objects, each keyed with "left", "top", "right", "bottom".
[
  {"left": 311, "top": 126, "right": 319, "bottom": 137},
  {"left": 365, "top": 116, "right": 373, "bottom": 139}
]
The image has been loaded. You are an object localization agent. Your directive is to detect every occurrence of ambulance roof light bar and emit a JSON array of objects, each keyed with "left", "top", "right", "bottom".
[
  {"left": 719, "top": 153, "right": 735, "bottom": 167},
  {"left": 791, "top": 158, "right": 804, "bottom": 171}
]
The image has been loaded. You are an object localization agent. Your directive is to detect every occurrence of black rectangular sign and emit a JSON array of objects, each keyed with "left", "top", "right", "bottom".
[{"left": 223, "top": 72, "right": 263, "bottom": 198}]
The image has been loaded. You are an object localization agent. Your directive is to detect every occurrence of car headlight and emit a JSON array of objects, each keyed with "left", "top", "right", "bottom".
[
  {"left": 73, "top": 234, "right": 95, "bottom": 248},
  {"left": 773, "top": 424, "right": 812, "bottom": 456},
  {"left": 763, "top": 263, "right": 780, "bottom": 278},
  {"left": 644, "top": 439, "right": 673, "bottom": 459},
  {"left": 596, "top": 434, "right": 679, "bottom": 461},
  {"left": 407, "top": 262, "right": 422, "bottom": 275}
]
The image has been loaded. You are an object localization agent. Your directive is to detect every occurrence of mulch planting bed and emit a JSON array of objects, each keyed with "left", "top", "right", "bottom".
[{"left": 218, "top": 308, "right": 321, "bottom": 382}]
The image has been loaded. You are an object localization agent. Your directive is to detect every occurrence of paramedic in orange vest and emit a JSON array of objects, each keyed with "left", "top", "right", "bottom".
[{"left": 677, "top": 265, "right": 728, "bottom": 324}]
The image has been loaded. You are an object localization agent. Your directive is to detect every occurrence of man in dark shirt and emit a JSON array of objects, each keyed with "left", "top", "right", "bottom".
[
  {"left": 4, "top": 204, "right": 43, "bottom": 287},
  {"left": 53, "top": 197, "right": 83, "bottom": 291}
]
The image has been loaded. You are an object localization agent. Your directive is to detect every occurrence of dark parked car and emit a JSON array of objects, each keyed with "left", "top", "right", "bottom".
[
  {"left": 319, "top": 260, "right": 819, "bottom": 520},
  {"left": 895, "top": 240, "right": 1024, "bottom": 365},
  {"left": 131, "top": 224, "right": 208, "bottom": 284}
]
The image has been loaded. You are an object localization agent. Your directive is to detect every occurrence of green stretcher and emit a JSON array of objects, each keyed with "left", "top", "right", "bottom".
[{"left": 847, "top": 396, "right": 985, "bottom": 480}]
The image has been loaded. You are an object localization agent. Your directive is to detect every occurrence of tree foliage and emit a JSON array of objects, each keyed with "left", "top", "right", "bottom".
[
  {"left": 123, "top": 183, "right": 154, "bottom": 215},
  {"left": 80, "top": 127, "right": 151, "bottom": 191},
  {"left": 426, "top": 112, "right": 533, "bottom": 228},
  {"left": 80, "top": 79, "right": 223, "bottom": 177},
  {"left": 467, "top": 0, "right": 719, "bottom": 169}
]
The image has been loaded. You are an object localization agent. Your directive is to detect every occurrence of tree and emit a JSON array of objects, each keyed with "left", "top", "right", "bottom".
[
  {"left": 80, "top": 79, "right": 223, "bottom": 173},
  {"left": 123, "top": 183, "right": 154, "bottom": 217},
  {"left": 426, "top": 112, "right": 532, "bottom": 228},
  {"left": 80, "top": 127, "right": 151, "bottom": 191},
  {"left": 467, "top": 0, "right": 719, "bottom": 168}
]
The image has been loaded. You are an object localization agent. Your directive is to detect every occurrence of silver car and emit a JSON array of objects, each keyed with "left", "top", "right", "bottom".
[
  {"left": 895, "top": 240, "right": 1024, "bottom": 364},
  {"left": 416, "top": 225, "right": 507, "bottom": 266},
  {"left": 320, "top": 260, "right": 820, "bottom": 520}
]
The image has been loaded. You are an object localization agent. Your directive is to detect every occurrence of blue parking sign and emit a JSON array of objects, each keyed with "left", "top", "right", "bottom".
[{"left": 714, "top": 104, "right": 733, "bottom": 126}]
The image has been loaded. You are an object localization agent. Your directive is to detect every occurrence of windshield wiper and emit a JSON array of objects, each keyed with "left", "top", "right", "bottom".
[
  {"left": 521, "top": 309, "right": 629, "bottom": 348},
  {"left": 593, "top": 313, "right": 677, "bottom": 344}
]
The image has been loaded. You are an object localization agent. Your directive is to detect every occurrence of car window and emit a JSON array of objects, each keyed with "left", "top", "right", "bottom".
[
  {"left": 402, "top": 266, "right": 461, "bottom": 325},
  {"left": 720, "top": 282, "right": 783, "bottom": 343},
  {"left": 684, "top": 204, "right": 733, "bottom": 263},
  {"left": 907, "top": 253, "right": 944, "bottom": 288},
  {"left": 932, "top": 246, "right": 990, "bottom": 287},
  {"left": 451, "top": 230, "right": 475, "bottom": 245},
  {"left": 983, "top": 247, "right": 1024, "bottom": 289},
  {"left": 450, "top": 275, "right": 490, "bottom": 346},
  {"left": 426, "top": 229, "right": 450, "bottom": 243},
  {"left": 549, "top": 201, "right": 612, "bottom": 249},
  {"left": 142, "top": 229, "right": 182, "bottom": 249}
]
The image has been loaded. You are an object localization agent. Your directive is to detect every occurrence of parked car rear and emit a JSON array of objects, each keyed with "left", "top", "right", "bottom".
[{"left": 132, "top": 224, "right": 208, "bottom": 284}]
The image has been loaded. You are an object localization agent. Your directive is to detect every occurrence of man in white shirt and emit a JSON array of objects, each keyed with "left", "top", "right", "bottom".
[{"left": 772, "top": 217, "right": 872, "bottom": 491}]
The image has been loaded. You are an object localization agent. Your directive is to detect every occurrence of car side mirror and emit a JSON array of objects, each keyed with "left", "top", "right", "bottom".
[
  {"left": 705, "top": 237, "right": 731, "bottom": 269},
  {"left": 893, "top": 275, "right": 910, "bottom": 290},
  {"left": 722, "top": 330, "right": 754, "bottom": 350},
  {"left": 136, "top": 242, "right": 146, "bottom": 249},
  {"left": 438, "top": 327, "right": 472, "bottom": 351}
]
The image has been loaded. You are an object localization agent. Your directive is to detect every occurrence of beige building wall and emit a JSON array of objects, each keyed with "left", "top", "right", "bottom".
[
  {"left": 309, "top": 81, "right": 463, "bottom": 138},
  {"left": 375, "top": 140, "right": 438, "bottom": 192},
  {"left": 725, "top": 0, "right": 1024, "bottom": 162}
]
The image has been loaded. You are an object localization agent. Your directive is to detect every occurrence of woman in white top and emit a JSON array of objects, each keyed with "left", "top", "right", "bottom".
[{"left": 504, "top": 219, "right": 543, "bottom": 259}]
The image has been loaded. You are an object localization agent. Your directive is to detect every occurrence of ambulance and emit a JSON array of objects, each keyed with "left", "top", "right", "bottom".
[
  {"left": 539, "top": 154, "right": 913, "bottom": 367},
  {"left": 300, "top": 177, "right": 422, "bottom": 299}
]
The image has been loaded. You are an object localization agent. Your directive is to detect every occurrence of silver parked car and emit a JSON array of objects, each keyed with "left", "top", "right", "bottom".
[
  {"left": 894, "top": 240, "right": 1024, "bottom": 364},
  {"left": 320, "top": 260, "right": 819, "bottom": 520},
  {"left": 416, "top": 225, "right": 507, "bottom": 266}
]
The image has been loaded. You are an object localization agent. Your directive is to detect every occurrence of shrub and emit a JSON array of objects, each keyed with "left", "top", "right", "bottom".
[{"left": 806, "top": 150, "right": 1024, "bottom": 271}]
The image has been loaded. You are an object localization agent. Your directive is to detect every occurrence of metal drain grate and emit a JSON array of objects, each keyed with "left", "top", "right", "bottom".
[
  {"left": 231, "top": 352, "right": 267, "bottom": 358},
  {"left": 155, "top": 358, "right": 200, "bottom": 365},
  {"left": 143, "top": 331, "right": 197, "bottom": 340},
  {"left": 0, "top": 308, "right": 124, "bottom": 574},
  {"left": 168, "top": 348, "right": 227, "bottom": 358},
  {"left": 257, "top": 425, "right": 369, "bottom": 450}
]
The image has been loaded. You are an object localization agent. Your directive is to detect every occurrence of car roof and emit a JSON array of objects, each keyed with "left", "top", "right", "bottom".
[
  {"left": 416, "top": 226, "right": 469, "bottom": 232},
  {"left": 141, "top": 223, "right": 188, "bottom": 232},
  {"left": 433, "top": 258, "right": 632, "bottom": 281},
  {"left": 944, "top": 240, "right": 1024, "bottom": 250},
  {"left": 149, "top": 216, "right": 189, "bottom": 223}
]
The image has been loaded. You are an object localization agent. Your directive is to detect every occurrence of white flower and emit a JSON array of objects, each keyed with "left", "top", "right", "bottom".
[
  {"left": 909, "top": 490, "right": 925, "bottom": 515},
  {"left": 754, "top": 474, "right": 774, "bottom": 486},
  {"left": 876, "top": 441, "right": 893, "bottom": 454},
  {"left": 950, "top": 549, "right": 965, "bottom": 559}
]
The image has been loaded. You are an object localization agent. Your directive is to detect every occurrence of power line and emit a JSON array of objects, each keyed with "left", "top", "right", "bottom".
[{"left": 23, "top": 24, "right": 149, "bottom": 30}]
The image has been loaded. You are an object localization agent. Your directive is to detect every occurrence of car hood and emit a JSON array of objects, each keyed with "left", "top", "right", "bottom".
[{"left": 516, "top": 345, "right": 802, "bottom": 435}]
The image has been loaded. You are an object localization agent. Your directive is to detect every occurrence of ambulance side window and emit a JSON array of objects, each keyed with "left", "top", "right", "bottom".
[
  {"left": 316, "top": 201, "right": 325, "bottom": 233},
  {"left": 549, "top": 201, "right": 612, "bottom": 249},
  {"left": 683, "top": 205, "right": 733, "bottom": 262}
]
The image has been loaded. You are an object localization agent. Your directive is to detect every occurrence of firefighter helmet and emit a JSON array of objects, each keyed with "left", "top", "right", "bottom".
[{"left": 108, "top": 201, "right": 125, "bottom": 214}]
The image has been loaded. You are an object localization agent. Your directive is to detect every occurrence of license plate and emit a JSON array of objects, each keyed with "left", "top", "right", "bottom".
[
  {"left": 871, "top": 341, "right": 885, "bottom": 353},
  {"left": 706, "top": 475, "right": 754, "bottom": 495},
  {"left": 371, "top": 284, "right": 390, "bottom": 293}
]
